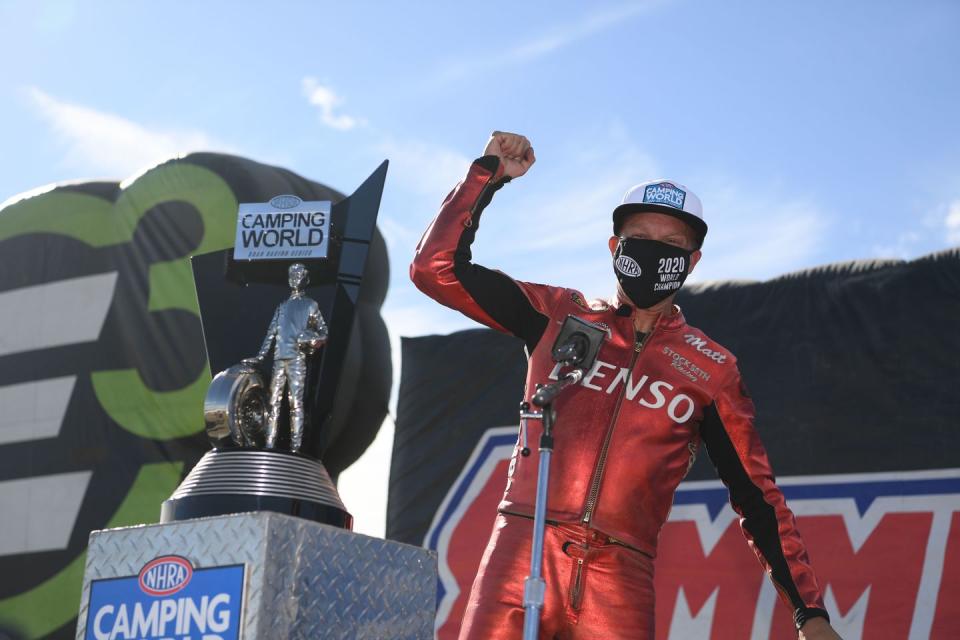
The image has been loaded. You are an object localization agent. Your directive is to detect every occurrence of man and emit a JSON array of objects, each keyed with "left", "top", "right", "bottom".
[
  {"left": 245, "top": 262, "right": 327, "bottom": 452},
  {"left": 410, "top": 132, "right": 841, "bottom": 639}
]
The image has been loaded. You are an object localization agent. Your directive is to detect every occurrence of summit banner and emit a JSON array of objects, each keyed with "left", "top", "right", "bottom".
[
  {"left": 423, "top": 433, "right": 960, "bottom": 639},
  {"left": 659, "top": 470, "right": 960, "bottom": 639}
]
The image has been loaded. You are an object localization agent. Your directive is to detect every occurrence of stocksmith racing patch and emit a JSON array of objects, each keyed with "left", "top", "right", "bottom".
[
  {"left": 85, "top": 555, "right": 244, "bottom": 640},
  {"left": 662, "top": 345, "right": 711, "bottom": 384},
  {"left": 642, "top": 182, "right": 686, "bottom": 210}
]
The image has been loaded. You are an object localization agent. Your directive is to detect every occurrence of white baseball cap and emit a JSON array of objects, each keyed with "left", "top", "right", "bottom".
[{"left": 613, "top": 179, "right": 707, "bottom": 246}]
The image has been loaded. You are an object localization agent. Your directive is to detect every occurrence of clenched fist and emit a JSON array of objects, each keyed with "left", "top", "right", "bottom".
[{"left": 483, "top": 131, "right": 536, "bottom": 179}]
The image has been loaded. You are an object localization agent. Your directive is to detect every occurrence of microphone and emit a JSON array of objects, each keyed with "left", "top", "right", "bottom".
[
  {"left": 553, "top": 339, "right": 584, "bottom": 366},
  {"left": 532, "top": 316, "right": 606, "bottom": 407},
  {"left": 550, "top": 316, "right": 605, "bottom": 369}
]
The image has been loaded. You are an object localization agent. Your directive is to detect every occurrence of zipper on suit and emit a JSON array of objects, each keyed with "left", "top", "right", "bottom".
[
  {"left": 581, "top": 330, "right": 650, "bottom": 524},
  {"left": 570, "top": 557, "right": 585, "bottom": 610},
  {"left": 466, "top": 175, "right": 507, "bottom": 223}
]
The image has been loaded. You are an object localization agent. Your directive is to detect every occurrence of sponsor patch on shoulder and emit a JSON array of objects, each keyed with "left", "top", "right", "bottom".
[
  {"left": 570, "top": 291, "right": 590, "bottom": 310},
  {"left": 570, "top": 291, "right": 609, "bottom": 313}
]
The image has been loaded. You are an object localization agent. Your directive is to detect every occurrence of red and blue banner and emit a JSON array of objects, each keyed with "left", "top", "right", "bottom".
[
  {"left": 423, "top": 427, "right": 960, "bottom": 638},
  {"left": 390, "top": 249, "right": 960, "bottom": 638}
]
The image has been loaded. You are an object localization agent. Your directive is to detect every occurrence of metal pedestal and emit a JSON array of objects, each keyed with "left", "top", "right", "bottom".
[{"left": 75, "top": 511, "right": 437, "bottom": 639}]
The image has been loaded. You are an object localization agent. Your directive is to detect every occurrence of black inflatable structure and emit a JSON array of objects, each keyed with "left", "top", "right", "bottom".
[{"left": 0, "top": 153, "right": 391, "bottom": 638}]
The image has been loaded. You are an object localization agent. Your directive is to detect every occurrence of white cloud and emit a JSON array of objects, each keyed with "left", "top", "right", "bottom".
[
  {"left": 375, "top": 137, "right": 472, "bottom": 200},
  {"left": 301, "top": 77, "right": 364, "bottom": 131},
  {"left": 369, "top": 137, "right": 473, "bottom": 272},
  {"left": 692, "top": 183, "right": 829, "bottom": 281},
  {"left": 377, "top": 214, "right": 422, "bottom": 251},
  {"left": 25, "top": 86, "right": 230, "bottom": 177},
  {"left": 433, "top": 2, "right": 662, "bottom": 82},
  {"left": 507, "top": 144, "right": 658, "bottom": 253},
  {"left": 425, "top": 126, "right": 828, "bottom": 292},
  {"left": 871, "top": 230, "right": 922, "bottom": 260},
  {"left": 945, "top": 200, "right": 960, "bottom": 244},
  {"left": 871, "top": 197, "right": 960, "bottom": 258},
  {"left": 371, "top": 127, "right": 656, "bottom": 300},
  {"left": 372, "top": 123, "right": 829, "bottom": 302}
]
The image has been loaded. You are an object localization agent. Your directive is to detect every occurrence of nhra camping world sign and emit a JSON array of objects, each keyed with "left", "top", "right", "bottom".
[
  {"left": 233, "top": 195, "right": 331, "bottom": 261},
  {"left": 424, "top": 427, "right": 960, "bottom": 639},
  {"left": 85, "top": 556, "right": 244, "bottom": 640}
]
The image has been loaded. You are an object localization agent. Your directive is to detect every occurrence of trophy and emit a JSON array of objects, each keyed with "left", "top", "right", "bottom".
[
  {"left": 161, "top": 162, "right": 391, "bottom": 530},
  {"left": 222, "top": 262, "right": 328, "bottom": 453},
  {"left": 76, "top": 161, "right": 438, "bottom": 640}
]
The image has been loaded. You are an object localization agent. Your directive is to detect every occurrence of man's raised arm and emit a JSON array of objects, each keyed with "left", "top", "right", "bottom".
[{"left": 410, "top": 132, "right": 557, "bottom": 352}]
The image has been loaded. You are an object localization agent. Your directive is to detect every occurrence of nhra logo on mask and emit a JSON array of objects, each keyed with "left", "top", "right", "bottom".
[
  {"left": 643, "top": 182, "right": 686, "bottom": 210},
  {"left": 615, "top": 255, "right": 642, "bottom": 278}
]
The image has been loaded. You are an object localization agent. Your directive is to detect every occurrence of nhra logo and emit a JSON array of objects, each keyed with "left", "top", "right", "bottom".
[
  {"left": 425, "top": 427, "right": 960, "bottom": 639},
  {"left": 269, "top": 194, "right": 303, "bottom": 209},
  {"left": 615, "top": 255, "right": 642, "bottom": 277},
  {"left": 138, "top": 556, "right": 193, "bottom": 597},
  {"left": 643, "top": 182, "right": 686, "bottom": 209}
]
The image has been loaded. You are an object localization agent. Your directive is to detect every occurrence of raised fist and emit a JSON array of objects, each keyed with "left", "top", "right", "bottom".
[{"left": 483, "top": 131, "right": 536, "bottom": 179}]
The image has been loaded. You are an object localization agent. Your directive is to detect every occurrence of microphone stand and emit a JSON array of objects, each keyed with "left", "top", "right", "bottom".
[{"left": 519, "top": 362, "right": 584, "bottom": 640}]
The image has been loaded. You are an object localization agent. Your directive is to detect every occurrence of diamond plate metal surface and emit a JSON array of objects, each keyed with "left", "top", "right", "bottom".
[{"left": 76, "top": 512, "right": 437, "bottom": 639}]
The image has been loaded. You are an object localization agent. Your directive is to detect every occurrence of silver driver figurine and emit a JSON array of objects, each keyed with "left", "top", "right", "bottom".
[{"left": 244, "top": 263, "right": 328, "bottom": 452}]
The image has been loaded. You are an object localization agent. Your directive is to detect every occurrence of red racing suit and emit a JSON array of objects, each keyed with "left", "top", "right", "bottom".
[{"left": 410, "top": 156, "right": 828, "bottom": 636}]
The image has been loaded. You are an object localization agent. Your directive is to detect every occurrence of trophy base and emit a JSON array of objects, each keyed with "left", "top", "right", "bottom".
[
  {"left": 77, "top": 512, "right": 436, "bottom": 639},
  {"left": 162, "top": 448, "right": 352, "bottom": 529}
]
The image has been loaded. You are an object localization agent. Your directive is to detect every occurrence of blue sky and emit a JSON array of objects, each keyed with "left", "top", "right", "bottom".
[{"left": 2, "top": 0, "right": 958, "bottom": 535}]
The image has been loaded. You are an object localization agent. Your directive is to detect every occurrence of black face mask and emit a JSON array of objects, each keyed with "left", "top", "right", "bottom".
[{"left": 613, "top": 238, "right": 693, "bottom": 309}]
